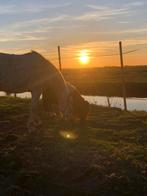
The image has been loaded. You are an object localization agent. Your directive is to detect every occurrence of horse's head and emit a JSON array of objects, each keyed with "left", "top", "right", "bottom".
[
  {"left": 43, "top": 82, "right": 90, "bottom": 121},
  {"left": 72, "top": 90, "right": 90, "bottom": 121},
  {"left": 76, "top": 100, "right": 90, "bottom": 121},
  {"left": 60, "top": 84, "right": 75, "bottom": 120},
  {"left": 62, "top": 82, "right": 90, "bottom": 121},
  {"left": 42, "top": 83, "right": 74, "bottom": 120}
]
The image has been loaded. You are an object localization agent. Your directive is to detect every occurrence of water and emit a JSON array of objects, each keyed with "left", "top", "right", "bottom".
[
  {"left": 0, "top": 92, "right": 147, "bottom": 111},
  {"left": 83, "top": 96, "right": 147, "bottom": 111}
]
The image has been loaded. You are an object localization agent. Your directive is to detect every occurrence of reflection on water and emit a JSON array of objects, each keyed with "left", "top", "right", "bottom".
[
  {"left": 83, "top": 96, "right": 147, "bottom": 111},
  {"left": 0, "top": 91, "right": 31, "bottom": 99},
  {"left": 0, "top": 91, "right": 147, "bottom": 111}
]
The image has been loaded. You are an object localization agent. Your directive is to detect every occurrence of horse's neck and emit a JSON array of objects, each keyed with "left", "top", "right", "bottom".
[{"left": 51, "top": 73, "right": 68, "bottom": 100}]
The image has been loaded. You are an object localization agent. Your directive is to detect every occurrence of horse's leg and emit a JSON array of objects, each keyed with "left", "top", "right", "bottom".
[
  {"left": 42, "top": 90, "right": 57, "bottom": 119},
  {"left": 27, "top": 90, "right": 42, "bottom": 132}
]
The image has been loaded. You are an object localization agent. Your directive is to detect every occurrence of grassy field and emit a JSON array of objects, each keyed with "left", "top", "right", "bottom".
[
  {"left": 63, "top": 66, "right": 147, "bottom": 97},
  {"left": 0, "top": 97, "right": 147, "bottom": 195}
]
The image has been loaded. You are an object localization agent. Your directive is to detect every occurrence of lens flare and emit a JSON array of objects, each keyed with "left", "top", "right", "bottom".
[{"left": 60, "top": 130, "right": 78, "bottom": 140}]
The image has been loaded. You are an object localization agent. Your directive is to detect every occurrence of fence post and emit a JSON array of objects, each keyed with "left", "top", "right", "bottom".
[
  {"left": 107, "top": 97, "right": 111, "bottom": 108},
  {"left": 119, "top": 41, "right": 127, "bottom": 111},
  {"left": 58, "top": 46, "right": 62, "bottom": 71}
]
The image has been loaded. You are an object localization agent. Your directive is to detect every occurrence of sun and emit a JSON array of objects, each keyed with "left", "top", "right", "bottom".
[
  {"left": 80, "top": 55, "right": 89, "bottom": 64},
  {"left": 79, "top": 50, "right": 90, "bottom": 64}
]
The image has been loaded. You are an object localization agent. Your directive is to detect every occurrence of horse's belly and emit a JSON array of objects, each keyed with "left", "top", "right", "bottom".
[
  {"left": 0, "top": 72, "right": 30, "bottom": 93},
  {"left": 0, "top": 80, "right": 29, "bottom": 93}
]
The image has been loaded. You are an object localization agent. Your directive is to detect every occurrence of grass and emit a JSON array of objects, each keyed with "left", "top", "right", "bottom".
[
  {"left": 0, "top": 97, "right": 147, "bottom": 195},
  {"left": 63, "top": 66, "right": 147, "bottom": 97}
]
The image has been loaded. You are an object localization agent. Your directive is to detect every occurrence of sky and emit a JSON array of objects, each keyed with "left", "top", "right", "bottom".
[{"left": 0, "top": 0, "right": 147, "bottom": 68}]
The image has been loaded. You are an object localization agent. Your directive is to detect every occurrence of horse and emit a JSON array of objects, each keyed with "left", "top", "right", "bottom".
[
  {"left": 0, "top": 51, "right": 73, "bottom": 130},
  {"left": 42, "top": 82, "right": 90, "bottom": 122}
]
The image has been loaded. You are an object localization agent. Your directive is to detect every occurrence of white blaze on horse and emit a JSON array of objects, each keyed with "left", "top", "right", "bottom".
[{"left": 0, "top": 51, "right": 73, "bottom": 130}]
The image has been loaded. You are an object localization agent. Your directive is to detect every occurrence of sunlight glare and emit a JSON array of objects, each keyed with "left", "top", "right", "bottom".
[{"left": 79, "top": 50, "right": 90, "bottom": 64}]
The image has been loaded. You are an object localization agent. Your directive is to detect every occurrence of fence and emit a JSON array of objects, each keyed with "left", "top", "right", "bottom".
[
  {"left": 55, "top": 41, "right": 147, "bottom": 111},
  {"left": 10, "top": 41, "right": 147, "bottom": 111}
]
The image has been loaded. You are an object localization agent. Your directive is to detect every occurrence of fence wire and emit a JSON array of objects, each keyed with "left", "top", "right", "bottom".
[{"left": 49, "top": 43, "right": 147, "bottom": 61}]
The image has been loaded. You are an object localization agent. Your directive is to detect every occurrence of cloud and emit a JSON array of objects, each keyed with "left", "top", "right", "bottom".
[
  {"left": 0, "top": 31, "right": 46, "bottom": 42},
  {"left": 0, "top": 2, "right": 71, "bottom": 15},
  {"left": 0, "top": 13, "right": 84, "bottom": 44},
  {"left": 86, "top": 5, "right": 110, "bottom": 10},
  {"left": 5, "top": 15, "right": 68, "bottom": 32},
  {"left": 87, "top": 1, "right": 144, "bottom": 10},
  {"left": 126, "top": 1, "right": 144, "bottom": 7},
  {"left": 75, "top": 7, "right": 129, "bottom": 21},
  {"left": 82, "top": 1, "right": 144, "bottom": 22},
  {"left": 0, "top": 27, "right": 47, "bottom": 43},
  {"left": 95, "top": 27, "right": 147, "bottom": 35}
]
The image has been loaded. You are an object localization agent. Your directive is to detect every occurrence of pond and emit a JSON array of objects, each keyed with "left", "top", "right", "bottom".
[
  {"left": 83, "top": 96, "right": 147, "bottom": 111},
  {"left": 0, "top": 92, "right": 147, "bottom": 111}
]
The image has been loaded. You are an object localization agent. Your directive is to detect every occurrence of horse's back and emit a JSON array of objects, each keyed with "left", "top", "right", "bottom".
[{"left": 0, "top": 51, "right": 57, "bottom": 92}]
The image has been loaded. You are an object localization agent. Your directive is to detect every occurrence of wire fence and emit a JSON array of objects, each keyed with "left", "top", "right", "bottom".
[
  {"left": 2, "top": 41, "right": 147, "bottom": 110},
  {"left": 49, "top": 41, "right": 147, "bottom": 111},
  {"left": 47, "top": 43, "right": 147, "bottom": 62}
]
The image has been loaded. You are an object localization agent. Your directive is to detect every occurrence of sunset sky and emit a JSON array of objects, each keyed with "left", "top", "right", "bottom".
[{"left": 0, "top": 0, "right": 147, "bottom": 68}]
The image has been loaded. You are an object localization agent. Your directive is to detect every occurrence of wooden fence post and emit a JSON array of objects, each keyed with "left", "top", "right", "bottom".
[
  {"left": 119, "top": 41, "right": 127, "bottom": 111},
  {"left": 107, "top": 97, "right": 111, "bottom": 108},
  {"left": 58, "top": 46, "right": 62, "bottom": 71}
]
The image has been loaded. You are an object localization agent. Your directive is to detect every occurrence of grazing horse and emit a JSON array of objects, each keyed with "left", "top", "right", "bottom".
[
  {"left": 43, "top": 82, "right": 90, "bottom": 121},
  {"left": 0, "top": 51, "right": 73, "bottom": 130}
]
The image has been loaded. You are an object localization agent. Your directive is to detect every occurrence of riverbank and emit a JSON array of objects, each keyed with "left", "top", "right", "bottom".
[
  {"left": 63, "top": 66, "right": 147, "bottom": 97},
  {"left": 0, "top": 97, "right": 147, "bottom": 195}
]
